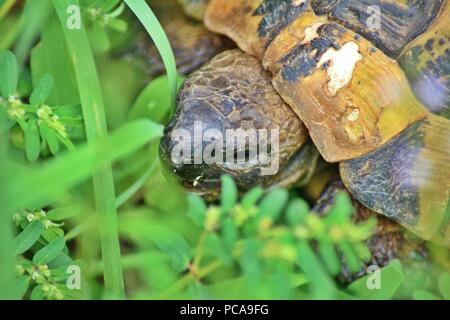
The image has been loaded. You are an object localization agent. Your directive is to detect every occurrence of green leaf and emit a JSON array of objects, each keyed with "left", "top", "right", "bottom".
[
  {"left": 46, "top": 206, "right": 80, "bottom": 221},
  {"left": 221, "top": 217, "right": 238, "bottom": 250},
  {"left": 338, "top": 242, "right": 363, "bottom": 273},
  {"left": 286, "top": 198, "right": 309, "bottom": 226},
  {"left": 124, "top": 0, "right": 177, "bottom": 114},
  {"left": 40, "top": 122, "right": 59, "bottom": 155},
  {"left": 0, "top": 50, "right": 18, "bottom": 97},
  {"left": 32, "top": 236, "right": 65, "bottom": 265},
  {"left": 258, "top": 188, "right": 289, "bottom": 221},
  {"left": 187, "top": 194, "right": 206, "bottom": 228},
  {"left": 347, "top": 259, "right": 404, "bottom": 300},
  {"left": 318, "top": 240, "right": 341, "bottom": 276},
  {"left": 14, "top": 220, "right": 44, "bottom": 254},
  {"left": 438, "top": 272, "right": 450, "bottom": 300},
  {"left": 241, "top": 187, "right": 263, "bottom": 209},
  {"left": 42, "top": 227, "right": 64, "bottom": 243},
  {"left": 30, "top": 74, "right": 53, "bottom": 106},
  {"left": 220, "top": 175, "right": 237, "bottom": 214},
  {"left": 128, "top": 75, "right": 185, "bottom": 123},
  {"left": 47, "top": 251, "right": 73, "bottom": 270},
  {"left": 24, "top": 120, "right": 41, "bottom": 161},
  {"left": 326, "top": 192, "right": 354, "bottom": 224},
  {"left": 352, "top": 242, "right": 373, "bottom": 263},
  {"left": 296, "top": 241, "right": 335, "bottom": 299}
]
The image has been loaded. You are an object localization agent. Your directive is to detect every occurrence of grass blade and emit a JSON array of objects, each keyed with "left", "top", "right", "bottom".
[
  {"left": 0, "top": 136, "right": 17, "bottom": 299},
  {"left": 52, "top": 0, "right": 128, "bottom": 298},
  {"left": 124, "top": 0, "right": 177, "bottom": 115}
]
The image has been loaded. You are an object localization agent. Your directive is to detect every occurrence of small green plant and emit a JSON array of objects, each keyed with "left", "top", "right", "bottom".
[
  {"left": 118, "top": 175, "right": 382, "bottom": 300},
  {"left": 0, "top": 51, "right": 81, "bottom": 160},
  {"left": 12, "top": 206, "right": 85, "bottom": 300}
]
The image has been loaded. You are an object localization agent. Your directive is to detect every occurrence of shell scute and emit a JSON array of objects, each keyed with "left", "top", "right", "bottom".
[{"left": 311, "top": 0, "right": 445, "bottom": 58}]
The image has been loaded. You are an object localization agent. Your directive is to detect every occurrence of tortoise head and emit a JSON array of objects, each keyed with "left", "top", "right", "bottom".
[{"left": 160, "top": 50, "right": 310, "bottom": 195}]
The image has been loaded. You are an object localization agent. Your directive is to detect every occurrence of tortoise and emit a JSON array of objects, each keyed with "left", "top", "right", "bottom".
[{"left": 159, "top": 0, "right": 450, "bottom": 247}]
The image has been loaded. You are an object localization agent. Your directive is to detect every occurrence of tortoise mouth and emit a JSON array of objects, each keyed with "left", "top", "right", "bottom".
[{"left": 181, "top": 176, "right": 222, "bottom": 199}]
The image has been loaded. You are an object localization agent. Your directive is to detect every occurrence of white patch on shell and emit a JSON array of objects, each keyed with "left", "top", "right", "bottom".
[
  {"left": 317, "top": 42, "right": 363, "bottom": 96},
  {"left": 299, "top": 23, "right": 324, "bottom": 45},
  {"left": 346, "top": 108, "right": 360, "bottom": 122}
]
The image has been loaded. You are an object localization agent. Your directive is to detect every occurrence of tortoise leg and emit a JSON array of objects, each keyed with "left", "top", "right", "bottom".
[
  {"left": 268, "top": 142, "right": 320, "bottom": 190},
  {"left": 340, "top": 115, "right": 450, "bottom": 246}
]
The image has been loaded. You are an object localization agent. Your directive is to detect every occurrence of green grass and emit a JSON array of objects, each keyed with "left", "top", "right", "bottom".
[{"left": 124, "top": 0, "right": 177, "bottom": 115}]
